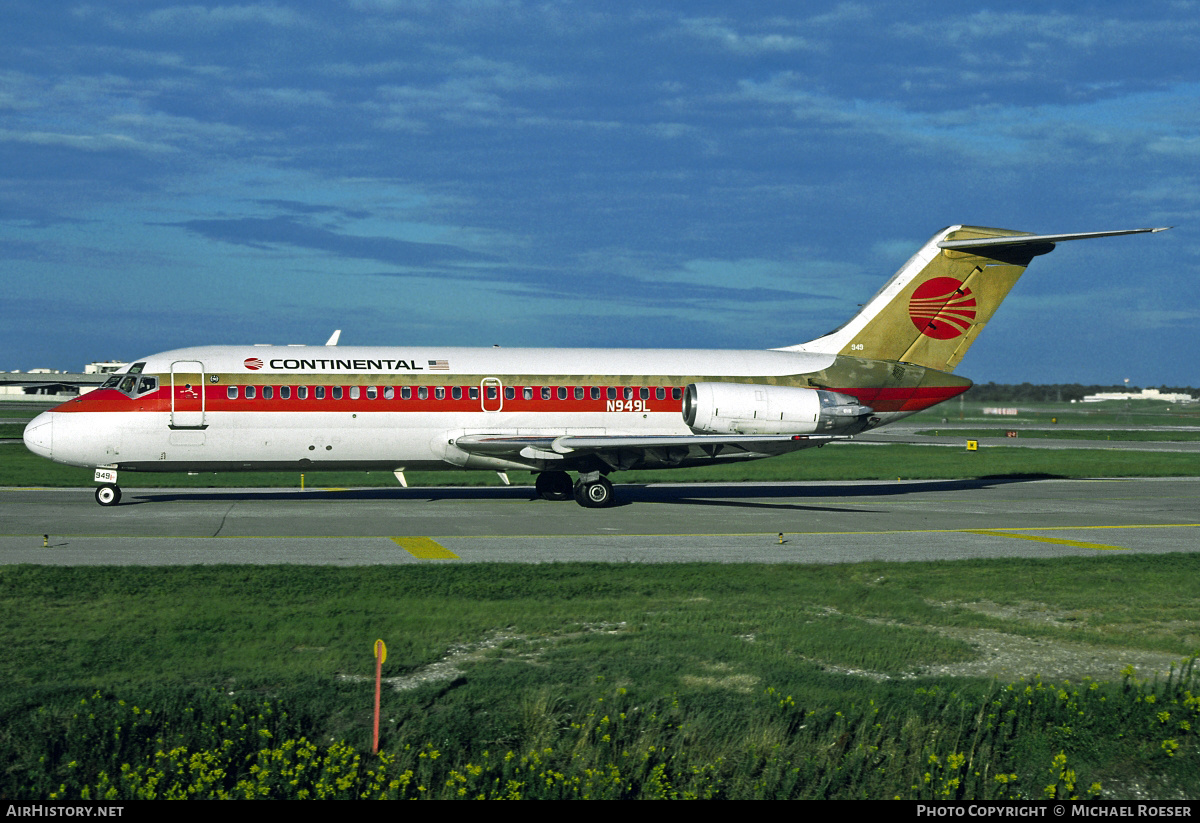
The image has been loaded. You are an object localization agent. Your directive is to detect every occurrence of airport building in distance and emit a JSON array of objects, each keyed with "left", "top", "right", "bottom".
[{"left": 1079, "top": 388, "right": 1195, "bottom": 403}]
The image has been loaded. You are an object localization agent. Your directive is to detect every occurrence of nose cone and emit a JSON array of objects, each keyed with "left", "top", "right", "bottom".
[{"left": 23, "top": 412, "right": 53, "bottom": 459}]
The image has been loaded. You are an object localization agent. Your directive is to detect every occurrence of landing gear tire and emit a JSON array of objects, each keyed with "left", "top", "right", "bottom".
[
  {"left": 535, "top": 470, "right": 573, "bottom": 501},
  {"left": 95, "top": 484, "right": 122, "bottom": 507},
  {"left": 574, "top": 476, "right": 614, "bottom": 508}
]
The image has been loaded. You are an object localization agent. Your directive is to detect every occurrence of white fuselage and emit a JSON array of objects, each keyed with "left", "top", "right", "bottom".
[{"left": 26, "top": 344, "right": 871, "bottom": 475}]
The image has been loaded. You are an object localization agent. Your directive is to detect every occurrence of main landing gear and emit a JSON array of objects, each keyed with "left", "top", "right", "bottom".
[
  {"left": 534, "top": 470, "right": 573, "bottom": 501},
  {"left": 95, "top": 484, "right": 122, "bottom": 506},
  {"left": 535, "top": 470, "right": 615, "bottom": 508}
]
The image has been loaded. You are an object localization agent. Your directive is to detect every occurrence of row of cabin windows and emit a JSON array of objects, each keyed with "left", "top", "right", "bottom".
[{"left": 224, "top": 385, "right": 684, "bottom": 402}]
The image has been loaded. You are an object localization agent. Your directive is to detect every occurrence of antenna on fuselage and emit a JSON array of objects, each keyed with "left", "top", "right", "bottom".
[{"left": 325, "top": 330, "right": 341, "bottom": 346}]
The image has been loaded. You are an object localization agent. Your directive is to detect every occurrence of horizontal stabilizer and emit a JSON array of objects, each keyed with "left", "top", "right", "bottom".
[{"left": 938, "top": 227, "right": 1171, "bottom": 252}]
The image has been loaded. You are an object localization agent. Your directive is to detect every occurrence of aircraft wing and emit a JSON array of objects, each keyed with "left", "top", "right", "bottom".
[{"left": 454, "top": 432, "right": 841, "bottom": 470}]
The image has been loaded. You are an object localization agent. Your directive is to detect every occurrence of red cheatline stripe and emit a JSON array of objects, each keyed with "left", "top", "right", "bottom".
[{"left": 52, "top": 379, "right": 970, "bottom": 416}]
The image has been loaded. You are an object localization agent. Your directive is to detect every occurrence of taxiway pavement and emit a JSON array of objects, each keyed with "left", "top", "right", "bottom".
[{"left": 3, "top": 477, "right": 1198, "bottom": 565}]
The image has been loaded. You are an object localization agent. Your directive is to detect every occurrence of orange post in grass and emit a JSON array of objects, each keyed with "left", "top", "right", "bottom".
[{"left": 373, "top": 639, "right": 387, "bottom": 753}]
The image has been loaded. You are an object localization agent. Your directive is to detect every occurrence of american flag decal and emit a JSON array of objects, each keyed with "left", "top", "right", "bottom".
[{"left": 428, "top": 360, "right": 449, "bottom": 370}]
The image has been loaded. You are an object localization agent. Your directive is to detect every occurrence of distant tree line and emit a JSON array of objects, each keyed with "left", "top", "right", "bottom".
[{"left": 963, "top": 383, "right": 1199, "bottom": 403}]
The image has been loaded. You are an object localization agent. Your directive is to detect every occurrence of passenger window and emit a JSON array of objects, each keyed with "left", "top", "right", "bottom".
[
  {"left": 469, "top": 387, "right": 479, "bottom": 400},
  {"left": 541, "top": 387, "right": 551, "bottom": 400},
  {"left": 418, "top": 386, "right": 427, "bottom": 400},
  {"left": 640, "top": 387, "right": 649, "bottom": 400},
  {"left": 280, "top": 386, "right": 291, "bottom": 399},
  {"left": 607, "top": 387, "right": 616, "bottom": 400},
  {"left": 590, "top": 387, "right": 599, "bottom": 400},
  {"left": 246, "top": 385, "right": 256, "bottom": 399},
  {"left": 350, "top": 386, "right": 361, "bottom": 399},
  {"left": 227, "top": 386, "right": 238, "bottom": 400},
  {"left": 672, "top": 387, "right": 681, "bottom": 400},
  {"left": 315, "top": 386, "right": 325, "bottom": 400},
  {"left": 556, "top": 387, "right": 565, "bottom": 400},
  {"left": 435, "top": 387, "right": 445, "bottom": 400},
  {"left": 298, "top": 386, "right": 308, "bottom": 400},
  {"left": 333, "top": 386, "right": 343, "bottom": 400},
  {"left": 262, "top": 386, "right": 273, "bottom": 399},
  {"left": 487, "top": 386, "right": 498, "bottom": 400},
  {"left": 656, "top": 387, "right": 665, "bottom": 400},
  {"left": 523, "top": 387, "right": 533, "bottom": 400},
  {"left": 574, "top": 386, "right": 583, "bottom": 400},
  {"left": 623, "top": 387, "right": 633, "bottom": 400},
  {"left": 505, "top": 387, "right": 514, "bottom": 400},
  {"left": 367, "top": 386, "right": 378, "bottom": 400},
  {"left": 402, "top": 386, "right": 412, "bottom": 400},
  {"left": 452, "top": 386, "right": 461, "bottom": 400}
]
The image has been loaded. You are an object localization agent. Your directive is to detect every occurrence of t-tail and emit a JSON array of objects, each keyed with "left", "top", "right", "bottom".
[{"left": 781, "top": 225, "right": 1170, "bottom": 373}]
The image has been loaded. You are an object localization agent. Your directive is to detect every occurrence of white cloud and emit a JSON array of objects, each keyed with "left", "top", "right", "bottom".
[
  {"left": 139, "top": 4, "right": 310, "bottom": 32},
  {"left": 0, "top": 128, "right": 176, "bottom": 154},
  {"left": 676, "top": 17, "right": 818, "bottom": 55}
]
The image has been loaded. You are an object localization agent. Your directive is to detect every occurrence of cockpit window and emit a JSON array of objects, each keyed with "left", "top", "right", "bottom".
[
  {"left": 108, "top": 374, "right": 159, "bottom": 396},
  {"left": 128, "top": 362, "right": 146, "bottom": 375}
]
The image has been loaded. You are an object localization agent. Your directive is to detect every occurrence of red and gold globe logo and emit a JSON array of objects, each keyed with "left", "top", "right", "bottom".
[
  {"left": 909, "top": 277, "right": 977, "bottom": 339},
  {"left": 243, "top": 357, "right": 264, "bottom": 370}
]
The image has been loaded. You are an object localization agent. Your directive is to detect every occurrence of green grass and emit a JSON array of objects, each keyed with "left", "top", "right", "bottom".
[
  {"left": 4, "top": 442, "right": 1199, "bottom": 490},
  {"left": 0, "top": 409, "right": 47, "bottom": 419},
  {"left": 1, "top": 558, "right": 1198, "bottom": 799},
  {"left": 907, "top": 399, "right": 1200, "bottom": 428},
  {"left": 917, "top": 428, "right": 1200, "bottom": 441}
]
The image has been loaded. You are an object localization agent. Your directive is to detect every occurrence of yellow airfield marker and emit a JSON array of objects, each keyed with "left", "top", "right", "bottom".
[{"left": 391, "top": 537, "right": 458, "bottom": 558}]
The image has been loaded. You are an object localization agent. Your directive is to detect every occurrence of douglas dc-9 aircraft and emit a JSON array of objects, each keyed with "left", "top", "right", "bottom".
[{"left": 23, "top": 225, "right": 1168, "bottom": 508}]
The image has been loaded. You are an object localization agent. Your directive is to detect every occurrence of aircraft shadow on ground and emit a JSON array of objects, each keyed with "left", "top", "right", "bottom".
[
  {"left": 127, "top": 474, "right": 1063, "bottom": 508},
  {"left": 615, "top": 474, "right": 1063, "bottom": 510}
]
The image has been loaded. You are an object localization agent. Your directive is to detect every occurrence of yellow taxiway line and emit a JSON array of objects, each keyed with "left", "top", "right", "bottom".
[{"left": 963, "top": 530, "right": 1128, "bottom": 550}]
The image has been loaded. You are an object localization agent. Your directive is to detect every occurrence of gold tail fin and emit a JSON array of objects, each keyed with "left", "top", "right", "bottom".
[{"left": 780, "top": 225, "right": 1169, "bottom": 373}]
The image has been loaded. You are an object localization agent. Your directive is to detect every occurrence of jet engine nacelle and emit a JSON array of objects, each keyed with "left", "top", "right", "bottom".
[{"left": 682, "top": 382, "right": 875, "bottom": 436}]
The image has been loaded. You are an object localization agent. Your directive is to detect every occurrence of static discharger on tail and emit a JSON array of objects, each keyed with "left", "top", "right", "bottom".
[{"left": 23, "top": 224, "right": 1170, "bottom": 508}]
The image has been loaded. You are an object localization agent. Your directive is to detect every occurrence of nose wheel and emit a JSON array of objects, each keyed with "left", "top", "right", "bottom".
[{"left": 95, "top": 484, "right": 122, "bottom": 506}]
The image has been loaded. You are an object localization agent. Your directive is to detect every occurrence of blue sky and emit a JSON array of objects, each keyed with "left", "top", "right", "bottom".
[{"left": 3, "top": 1, "right": 1197, "bottom": 384}]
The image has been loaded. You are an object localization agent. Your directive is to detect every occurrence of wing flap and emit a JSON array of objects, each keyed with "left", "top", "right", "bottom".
[{"left": 454, "top": 432, "right": 842, "bottom": 463}]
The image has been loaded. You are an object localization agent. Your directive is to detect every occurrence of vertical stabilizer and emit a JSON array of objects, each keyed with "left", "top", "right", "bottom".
[{"left": 780, "top": 225, "right": 1168, "bottom": 373}]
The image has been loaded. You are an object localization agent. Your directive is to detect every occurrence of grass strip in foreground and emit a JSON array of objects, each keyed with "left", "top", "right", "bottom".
[{"left": 1, "top": 556, "right": 1198, "bottom": 799}]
